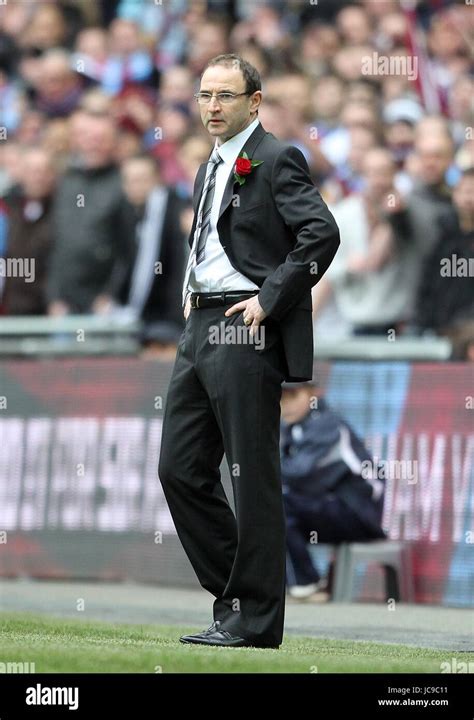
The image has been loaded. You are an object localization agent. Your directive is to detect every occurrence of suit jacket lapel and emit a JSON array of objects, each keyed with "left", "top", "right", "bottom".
[
  {"left": 187, "top": 162, "right": 207, "bottom": 248},
  {"left": 189, "top": 123, "right": 267, "bottom": 248},
  {"left": 193, "top": 162, "right": 207, "bottom": 212},
  {"left": 218, "top": 122, "right": 267, "bottom": 221}
]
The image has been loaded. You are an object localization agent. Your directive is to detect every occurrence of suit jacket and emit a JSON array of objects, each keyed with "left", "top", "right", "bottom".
[
  {"left": 121, "top": 188, "right": 187, "bottom": 331},
  {"left": 188, "top": 122, "right": 340, "bottom": 381}
]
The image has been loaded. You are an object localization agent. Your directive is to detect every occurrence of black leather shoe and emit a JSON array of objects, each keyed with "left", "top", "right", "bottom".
[
  {"left": 180, "top": 620, "right": 248, "bottom": 647},
  {"left": 179, "top": 620, "right": 219, "bottom": 642},
  {"left": 179, "top": 621, "right": 279, "bottom": 648}
]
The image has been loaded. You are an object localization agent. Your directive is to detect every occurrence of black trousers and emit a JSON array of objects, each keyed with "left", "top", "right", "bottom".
[{"left": 158, "top": 302, "right": 288, "bottom": 647}]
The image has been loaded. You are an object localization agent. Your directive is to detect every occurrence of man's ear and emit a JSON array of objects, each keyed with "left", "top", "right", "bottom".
[{"left": 250, "top": 91, "right": 262, "bottom": 114}]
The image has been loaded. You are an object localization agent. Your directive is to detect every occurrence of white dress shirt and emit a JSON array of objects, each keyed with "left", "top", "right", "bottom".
[{"left": 186, "top": 116, "right": 261, "bottom": 295}]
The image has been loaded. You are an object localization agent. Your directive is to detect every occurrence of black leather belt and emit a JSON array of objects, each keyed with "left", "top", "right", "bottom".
[{"left": 190, "top": 290, "right": 258, "bottom": 309}]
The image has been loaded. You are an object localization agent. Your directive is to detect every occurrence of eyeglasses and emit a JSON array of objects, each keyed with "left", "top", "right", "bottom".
[{"left": 194, "top": 92, "right": 250, "bottom": 105}]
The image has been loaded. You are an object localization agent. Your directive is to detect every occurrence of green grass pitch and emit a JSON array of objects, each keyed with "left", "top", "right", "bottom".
[{"left": 1, "top": 612, "right": 472, "bottom": 673}]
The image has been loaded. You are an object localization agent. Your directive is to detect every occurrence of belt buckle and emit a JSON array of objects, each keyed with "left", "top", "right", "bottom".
[{"left": 195, "top": 294, "right": 200, "bottom": 309}]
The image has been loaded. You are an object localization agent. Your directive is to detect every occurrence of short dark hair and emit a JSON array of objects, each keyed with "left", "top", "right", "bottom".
[{"left": 203, "top": 54, "right": 261, "bottom": 96}]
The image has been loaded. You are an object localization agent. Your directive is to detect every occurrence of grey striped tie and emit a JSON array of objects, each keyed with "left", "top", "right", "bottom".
[{"left": 195, "top": 147, "right": 223, "bottom": 264}]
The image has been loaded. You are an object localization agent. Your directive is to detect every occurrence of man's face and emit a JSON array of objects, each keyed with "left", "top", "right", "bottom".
[
  {"left": 280, "top": 388, "right": 314, "bottom": 425},
  {"left": 21, "top": 151, "right": 55, "bottom": 199},
  {"left": 81, "top": 116, "right": 117, "bottom": 167},
  {"left": 39, "top": 59, "right": 73, "bottom": 100},
  {"left": 416, "top": 136, "right": 453, "bottom": 186},
  {"left": 363, "top": 151, "right": 395, "bottom": 197},
  {"left": 121, "top": 159, "right": 157, "bottom": 206},
  {"left": 198, "top": 65, "right": 261, "bottom": 144}
]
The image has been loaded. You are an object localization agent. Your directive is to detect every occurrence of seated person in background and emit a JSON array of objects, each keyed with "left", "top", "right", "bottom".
[{"left": 280, "top": 381, "right": 386, "bottom": 601}]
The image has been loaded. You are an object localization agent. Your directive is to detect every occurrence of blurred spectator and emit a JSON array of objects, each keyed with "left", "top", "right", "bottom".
[
  {"left": 149, "top": 102, "right": 193, "bottom": 186},
  {"left": 362, "top": 0, "right": 404, "bottom": 20},
  {"left": 14, "top": 108, "right": 45, "bottom": 147},
  {"left": 375, "top": 10, "right": 408, "bottom": 51},
  {"left": 319, "top": 99, "right": 381, "bottom": 176},
  {"left": 78, "top": 87, "right": 113, "bottom": 115},
  {"left": 0, "top": 0, "right": 468, "bottom": 344},
  {"left": 2, "top": 148, "right": 56, "bottom": 315},
  {"left": 332, "top": 43, "right": 374, "bottom": 83},
  {"left": 22, "top": 3, "right": 69, "bottom": 52},
  {"left": 0, "top": 141, "right": 23, "bottom": 199},
  {"left": 0, "top": 8, "right": 24, "bottom": 80},
  {"left": 415, "top": 168, "right": 474, "bottom": 337},
  {"left": 405, "top": 126, "right": 456, "bottom": 263},
  {"left": 116, "top": 128, "right": 143, "bottom": 164},
  {"left": 32, "top": 49, "right": 84, "bottom": 118},
  {"left": 99, "top": 18, "right": 154, "bottom": 95},
  {"left": 258, "top": 94, "right": 313, "bottom": 167},
  {"left": 448, "top": 75, "right": 474, "bottom": 147},
  {"left": 0, "top": 63, "right": 25, "bottom": 135},
  {"left": 47, "top": 112, "right": 133, "bottom": 315},
  {"left": 112, "top": 85, "right": 155, "bottom": 142},
  {"left": 383, "top": 98, "right": 423, "bottom": 154},
  {"left": 159, "top": 65, "right": 194, "bottom": 106},
  {"left": 266, "top": 73, "right": 312, "bottom": 120},
  {"left": 117, "top": 0, "right": 188, "bottom": 71},
  {"left": 175, "top": 134, "right": 211, "bottom": 200},
  {"left": 187, "top": 14, "right": 229, "bottom": 75},
  {"left": 73, "top": 27, "right": 109, "bottom": 85},
  {"left": 233, "top": 41, "right": 271, "bottom": 78},
  {"left": 298, "top": 22, "right": 340, "bottom": 78},
  {"left": 323, "top": 147, "right": 416, "bottom": 335},
  {"left": 310, "top": 74, "right": 346, "bottom": 137},
  {"left": 280, "top": 381, "right": 385, "bottom": 600},
  {"left": 426, "top": 5, "right": 473, "bottom": 82},
  {"left": 336, "top": 5, "right": 373, "bottom": 46},
  {"left": 345, "top": 78, "right": 379, "bottom": 106},
  {"left": 41, "top": 117, "right": 72, "bottom": 170},
  {"left": 119, "top": 153, "right": 186, "bottom": 342},
  {"left": 324, "top": 125, "right": 379, "bottom": 202}
]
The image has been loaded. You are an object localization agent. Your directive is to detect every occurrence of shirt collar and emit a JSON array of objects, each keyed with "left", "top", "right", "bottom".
[{"left": 215, "top": 117, "right": 260, "bottom": 166}]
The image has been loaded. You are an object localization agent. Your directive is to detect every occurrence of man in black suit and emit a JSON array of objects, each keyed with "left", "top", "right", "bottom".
[{"left": 158, "top": 54, "right": 340, "bottom": 649}]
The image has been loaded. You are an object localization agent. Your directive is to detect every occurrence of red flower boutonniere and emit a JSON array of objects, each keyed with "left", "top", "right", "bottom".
[{"left": 234, "top": 151, "right": 263, "bottom": 186}]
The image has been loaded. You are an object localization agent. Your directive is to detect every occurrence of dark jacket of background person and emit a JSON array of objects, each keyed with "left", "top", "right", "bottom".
[
  {"left": 3, "top": 195, "right": 53, "bottom": 315},
  {"left": 120, "top": 187, "right": 187, "bottom": 332},
  {"left": 280, "top": 397, "right": 385, "bottom": 536},
  {"left": 416, "top": 214, "right": 474, "bottom": 334},
  {"left": 406, "top": 183, "right": 456, "bottom": 261},
  {"left": 48, "top": 163, "right": 134, "bottom": 312}
]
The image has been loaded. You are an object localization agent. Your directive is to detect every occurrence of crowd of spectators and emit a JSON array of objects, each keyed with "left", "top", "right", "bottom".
[{"left": 0, "top": 0, "right": 472, "bottom": 356}]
